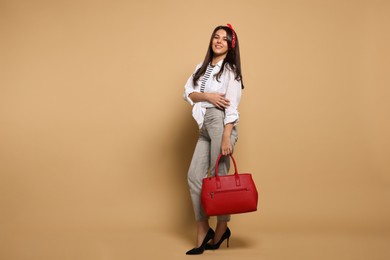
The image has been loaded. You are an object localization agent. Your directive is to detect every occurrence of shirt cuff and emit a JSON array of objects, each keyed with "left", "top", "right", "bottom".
[
  {"left": 183, "top": 91, "right": 195, "bottom": 106},
  {"left": 224, "top": 114, "right": 239, "bottom": 126}
]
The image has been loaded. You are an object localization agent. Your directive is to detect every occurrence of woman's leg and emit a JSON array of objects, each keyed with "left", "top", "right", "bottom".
[
  {"left": 214, "top": 220, "right": 228, "bottom": 244},
  {"left": 187, "top": 135, "right": 210, "bottom": 223},
  {"left": 187, "top": 129, "right": 211, "bottom": 246},
  {"left": 195, "top": 220, "right": 212, "bottom": 247}
]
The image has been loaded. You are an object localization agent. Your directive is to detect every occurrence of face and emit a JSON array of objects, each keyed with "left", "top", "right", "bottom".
[{"left": 211, "top": 29, "right": 229, "bottom": 57}]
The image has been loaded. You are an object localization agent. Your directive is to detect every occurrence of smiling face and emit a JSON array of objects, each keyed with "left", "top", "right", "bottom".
[{"left": 211, "top": 29, "right": 229, "bottom": 58}]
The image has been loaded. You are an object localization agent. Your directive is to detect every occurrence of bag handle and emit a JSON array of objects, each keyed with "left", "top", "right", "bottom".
[
  {"left": 215, "top": 154, "right": 239, "bottom": 177},
  {"left": 214, "top": 154, "right": 241, "bottom": 188}
]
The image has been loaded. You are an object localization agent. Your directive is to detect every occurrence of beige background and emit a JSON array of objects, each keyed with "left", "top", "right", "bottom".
[{"left": 1, "top": 0, "right": 389, "bottom": 259}]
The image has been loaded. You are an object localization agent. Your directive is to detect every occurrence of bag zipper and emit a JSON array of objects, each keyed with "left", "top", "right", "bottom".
[{"left": 210, "top": 187, "right": 249, "bottom": 198}]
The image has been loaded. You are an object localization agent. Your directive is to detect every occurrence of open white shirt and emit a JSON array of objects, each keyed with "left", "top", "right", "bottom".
[{"left": 183, "top": 60, "right": 242, "bottom": 129}]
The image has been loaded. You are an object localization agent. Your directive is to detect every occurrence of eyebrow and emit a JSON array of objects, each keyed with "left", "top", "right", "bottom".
[{"left": 215, "top": 33, "right": 227, "bottom": 38}]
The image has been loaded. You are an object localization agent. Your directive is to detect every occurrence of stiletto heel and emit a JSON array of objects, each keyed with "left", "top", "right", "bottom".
[
  {"left": 205, "top": 227, "right": 231, "bottom": 250},
  {"left": 186, "top": 228, "right": 215, "bottom": 255}
]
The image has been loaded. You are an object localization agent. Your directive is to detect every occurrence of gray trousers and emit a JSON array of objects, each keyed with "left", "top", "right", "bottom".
[{"left": 187, "top": 108, "right": 238, "bottom": 222}]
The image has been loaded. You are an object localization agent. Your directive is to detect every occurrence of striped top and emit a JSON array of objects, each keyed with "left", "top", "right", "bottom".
[{"left": 200, "top": 64, "right": 215, "bottom": 93}]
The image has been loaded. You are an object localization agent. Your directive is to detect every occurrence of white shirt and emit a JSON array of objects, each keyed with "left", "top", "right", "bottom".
[{"left": 183, "top": 59, "right": 242, "bottom": 129}]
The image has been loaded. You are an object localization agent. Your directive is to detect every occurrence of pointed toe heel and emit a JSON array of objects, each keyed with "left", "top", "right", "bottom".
[
  {"left": 205, "top": 227, "right": 231, "bottom": 250},
  {"left": 185, "top": 228, "right": 215, "bottom": 255}
]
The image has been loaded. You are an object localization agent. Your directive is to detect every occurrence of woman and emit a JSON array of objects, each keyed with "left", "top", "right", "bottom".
[{"left": 183, "top": 24, "right": 244, "bottom": 255}]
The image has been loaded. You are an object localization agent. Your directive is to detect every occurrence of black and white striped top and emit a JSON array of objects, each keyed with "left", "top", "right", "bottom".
[{"left": 200, "top": 64, "right": 215, "bottom": 93}]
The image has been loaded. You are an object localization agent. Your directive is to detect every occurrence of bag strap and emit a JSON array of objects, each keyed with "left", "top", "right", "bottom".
[
  {"left": 214, "top": 154, "right": 241, "bottom": 188},
  {"left": 215, "top": 154, "right": 239, "bottom": 177}
]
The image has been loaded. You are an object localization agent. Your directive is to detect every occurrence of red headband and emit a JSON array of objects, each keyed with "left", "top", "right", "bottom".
[{"left": 227, "top": 24, "right": 236, "bottom": 48}]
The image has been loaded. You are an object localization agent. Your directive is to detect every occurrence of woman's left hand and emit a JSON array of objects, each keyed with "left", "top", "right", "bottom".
[{"left": 221, "top": 135, "right": 232, "bottom": 155}]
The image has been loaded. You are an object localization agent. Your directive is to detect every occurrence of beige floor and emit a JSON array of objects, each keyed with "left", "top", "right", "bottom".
[{"left": 2, "top": 224, "right": 390, "bottom": 260}]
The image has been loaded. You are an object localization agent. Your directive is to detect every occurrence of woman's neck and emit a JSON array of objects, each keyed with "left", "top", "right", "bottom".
[{"left": 211, "top": 54, "right": 226, "bottom": 66}]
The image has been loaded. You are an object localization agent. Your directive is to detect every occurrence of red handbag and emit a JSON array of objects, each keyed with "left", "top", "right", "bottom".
[{"left": 201, "top": 154, "right": 258, "bottom": 216}]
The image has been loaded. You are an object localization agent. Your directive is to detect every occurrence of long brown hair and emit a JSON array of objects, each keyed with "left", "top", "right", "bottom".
[{"left": 192, "top": 25, "right": 244, "bottom": 89}]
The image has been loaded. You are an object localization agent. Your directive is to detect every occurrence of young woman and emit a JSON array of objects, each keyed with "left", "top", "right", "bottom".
[{"left": 183, "top": 24, "right": 244, "bottom": 255}]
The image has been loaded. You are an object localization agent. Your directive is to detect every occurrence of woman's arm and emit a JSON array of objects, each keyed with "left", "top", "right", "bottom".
[
  {"left": 221, "top": 123, "right": 234, "bottom": 155},
  {"left": 220, "top": 70, "right": 242, "bottom": 155},
  {"left": 223, "top": 71, "right": 242, "bottom": 126},
  {"left": 189, "top": 92, "right": 230, "bottom": 109}
]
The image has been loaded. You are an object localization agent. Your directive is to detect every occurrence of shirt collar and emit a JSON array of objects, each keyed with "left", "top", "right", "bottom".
[{"left": 211, "top": 59, "right": 224, "bottom": 67}]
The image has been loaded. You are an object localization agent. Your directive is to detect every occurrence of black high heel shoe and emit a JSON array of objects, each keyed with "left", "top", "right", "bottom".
[
  {"left": 205, "top": 227, "right": 231, "bottom": 250},
  {"left": 186, "top": 228, "right": 215, "bottom": 255}
]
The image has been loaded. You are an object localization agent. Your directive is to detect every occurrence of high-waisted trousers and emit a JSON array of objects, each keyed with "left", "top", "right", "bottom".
[{"left": 187, "top": 108, "right": 238, "bottom": 222}]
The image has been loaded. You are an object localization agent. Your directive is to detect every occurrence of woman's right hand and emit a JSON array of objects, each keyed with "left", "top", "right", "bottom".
[{"left": 206, "top": 93, "right": 230, "bottom": 109}]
